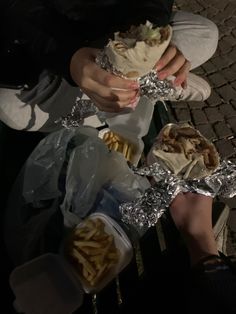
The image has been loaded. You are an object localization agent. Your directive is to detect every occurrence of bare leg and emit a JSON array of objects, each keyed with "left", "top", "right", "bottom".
[{"left": 170, "top": 193, "right": 218, "bottom": 265}]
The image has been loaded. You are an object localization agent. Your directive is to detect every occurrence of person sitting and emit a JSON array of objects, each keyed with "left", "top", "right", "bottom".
[{"left": 1, "top": 0, "right": 218, "bottom": 132}]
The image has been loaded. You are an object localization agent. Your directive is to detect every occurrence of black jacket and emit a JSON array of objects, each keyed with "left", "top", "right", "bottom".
[{"left": 1, "top": 0, "right": 173, "bottom": 87}]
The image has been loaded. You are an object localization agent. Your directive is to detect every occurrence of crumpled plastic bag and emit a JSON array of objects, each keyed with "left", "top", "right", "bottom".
[{"left": 5, "top": 126, "right": 149, "bottom": 264}]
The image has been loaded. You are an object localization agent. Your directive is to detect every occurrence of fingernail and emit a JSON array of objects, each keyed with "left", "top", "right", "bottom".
[
  {"left": 158, "top": 72, "right": 166, "bottom": 80},
  {"left": 130, "top": 97, "right": 138, "bottom": 104},
  {"left": 174, "top": 79, "right": 181, "bottom": 87},
  {"left": 183, "top": 81, "right": 187, "bottom": 89},
  {"left": 156, "top": 62, "right": 162, "bottom": 71},
  {"left": 129, "top": 96, "right": 140, "bottom": 108},
  {"left": 130, "top": 82, "right": 139, "bottom": 89}
]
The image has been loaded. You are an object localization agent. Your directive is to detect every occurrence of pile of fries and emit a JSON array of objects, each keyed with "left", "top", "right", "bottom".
[
  {"left": 67, "top": 218, "right": 120, "bottom": 287},
  {"left": 102, "top": 130, "right": 135, "bottom": 162}
]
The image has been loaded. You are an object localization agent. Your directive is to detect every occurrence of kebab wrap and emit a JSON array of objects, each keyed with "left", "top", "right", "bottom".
[
  {"left": 148, "top": 124, "right": 220, "bottom": 179},
  {"left": 104, "top": 21, "right": 172, "bottom": 79}
]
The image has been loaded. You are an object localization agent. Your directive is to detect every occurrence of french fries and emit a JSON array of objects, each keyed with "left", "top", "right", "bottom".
[
  {"left": 67, "top": 218, "right": 120, "bottom": 287},
  {"left": 102, "top": 131, "right": 135, "bottom": 163}
]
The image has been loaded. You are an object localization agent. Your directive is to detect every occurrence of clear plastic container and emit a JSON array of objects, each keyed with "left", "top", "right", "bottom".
[
  {"left": 9, "top": 213, "right": 133, "bottom": 314},
  {"left": 68, "top": 213, "right": 133, "bottom": 293},
  {"left": 10, "top": 254, "right": 84, "bottom": 314}
]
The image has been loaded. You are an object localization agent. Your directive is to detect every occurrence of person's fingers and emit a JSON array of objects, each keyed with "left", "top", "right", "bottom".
[
  {"left": 71, "top": 48, "right": 139, "bottom": 91},
  {"left": 91, "top": 66, "right": 139, "bottom": 90},
  {"left": 84, "top": 80, "right": 138, "bottom": 102},
  {"left": 174, "top": 60, "right": 191, "bottom": 87},
  {"left": 155, "top": 45, "right": 177, "bottom": 71},
  {"left": 181, "top": 80, "right": 187, "bottom": 89},
  {"left": 158, "top": 52, "right": 186, "bottom": 80},
  {"left": 88, "top": 91, "right": 136, "bottom": 111}
]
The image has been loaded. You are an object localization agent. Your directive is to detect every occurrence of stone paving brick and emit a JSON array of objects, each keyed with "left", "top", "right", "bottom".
[
  {"left": 219, "top": 104, "right": 236, "bottom": 119},
  {"left": 227, "top": 48, "right": 236, "bottom": 62},
  {"left": 174, "top": 108, "right": 191, "bottom": 123},
  {"left": 201, "top": 61, "right": 217, "bottom": 75},
  {"left": 221, "top": 68, "right": 236, "bottom": 82},
  {"left": 231, "top": 100, "right": 236, "bottom": 110},
  {"left": 191, "top": 109, "right": 208, "bottom": 125},
  {"left": 187, "top": 101, "right": 206, "bottom": 109},
  {"left": 211, "top": 56, "right": 234, "bottom": 70},
  {"left": 192, "top": 67, "right": 205, "bottom": 76},
  {"left": 197, "top": 124, "right": 217, "bottom": 141},
  {"left": 223, "top": 2, "right": 236, "bottom": 17},
  {"left": 231, "top": 81, "right": 236, "bottom": 90},
  {"left": 218, "top": 38, "right": 234, "bottom": 55},
  {"left": 225, "top": 16, "right": 236, "bottom": 27},
  {"left": 214, "top": 122, "right": 233, "bottom": 139},
  {"left": 231, "top": 63, "right": 236, "bottom": 73},
  {"left": 189, "top": 1, "right": 203, "bottom": 12},
  {"left": 212, "top": 11, "right": 228, "bottom": 25},
  {"left": 218, "top": 85, "right": 236, "bottom": 102},
  {"left": 227, "top": 117, "right": 236, "bottom": 133},
  {"left": 219, "top": 25, "right": 234, "bottom": 37},
  {"left": 204, "top": 107, "right": 224, "bottom": 123},
  {"left": 208, "top": 73, "right": 228, "bottom": 87},
  {"left": 171, "top": 101, "right": 188, "bottom": 109},
  {"left": 209, "top": 1, "right": 228, "bottom": 11},
  {"left": 215, "top": 139, "right": 236, "bottom": 158},
  {"left": 206, "top": 90, "right": 223, "bottom": 107},
  {"left": 194, "top": 0, "right": 209, "bottom": 9},
  {"left": 199, "top": 10, "right": 209, "bottom": 18}
]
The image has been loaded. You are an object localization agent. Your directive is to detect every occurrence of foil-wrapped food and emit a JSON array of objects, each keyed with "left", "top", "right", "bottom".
[
  {"left": 120, "top": 123, "right": 236, "bottom": 230},
  {"left": 147, "top": 123, "right": 220, "bottom": 179},
  {"left": 58, "top": 21, "right": 176, "bottom": 128}
]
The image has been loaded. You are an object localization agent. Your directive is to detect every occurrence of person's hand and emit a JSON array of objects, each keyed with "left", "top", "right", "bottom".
[
  {"left": 170, "top": 192, "right": 213, "bottom": 234},
  {"left": 155, "top": 44, "right": 191, "bottom": 88},
  {"left": 70, "top": 47, "right": 140, "bottom": 112}
]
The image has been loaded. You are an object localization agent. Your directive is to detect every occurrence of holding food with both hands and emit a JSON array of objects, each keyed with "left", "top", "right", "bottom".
[{"left": 70, "top": 21, "right": 190, "bottom": 113}]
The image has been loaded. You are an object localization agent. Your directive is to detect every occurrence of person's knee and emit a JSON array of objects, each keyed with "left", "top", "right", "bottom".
[
  {"left": 171, "top": 11, "right": 219, "bottom": 69},
  {"left": 202, "top": 17, "right": 219, "bottom": 59}
]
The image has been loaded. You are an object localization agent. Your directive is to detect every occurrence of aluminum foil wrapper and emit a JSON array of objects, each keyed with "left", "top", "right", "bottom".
[
  {"left": 120, "top": 160, "right": 236, "bottom": 230},
  {"left": 96, "top": 51, "right": 178, "bottom": 101},
  {"left": 56, "top": 51, "right": 180, "bottom": 129},
  {"left": 55, "top": 98, "right": 98, "bottom": 128}
]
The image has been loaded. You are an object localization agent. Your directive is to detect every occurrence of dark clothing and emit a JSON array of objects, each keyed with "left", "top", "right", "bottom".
[{"left": 1, "top": 0, "right": 173, "bottom": 86}]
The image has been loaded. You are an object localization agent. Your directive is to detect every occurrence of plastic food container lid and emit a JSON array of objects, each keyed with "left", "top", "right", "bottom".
[
  {"left": 9, "top": 213, "right": 133, "bottom": 314},
  {"left": 10, "top": 254, "right": 84, "bottom": 314}
]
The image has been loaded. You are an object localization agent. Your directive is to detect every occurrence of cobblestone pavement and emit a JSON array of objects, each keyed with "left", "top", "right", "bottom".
[{"left": 170, "top": 0, "right": 236, "bottom": 254}]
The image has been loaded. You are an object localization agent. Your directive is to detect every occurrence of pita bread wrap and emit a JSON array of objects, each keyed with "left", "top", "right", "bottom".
[
  {"left": 105, "top": 21, "right": 172, "bottom": 79},
  {"left": 148, "top": 124, "right": 220, "bottom": 179}
]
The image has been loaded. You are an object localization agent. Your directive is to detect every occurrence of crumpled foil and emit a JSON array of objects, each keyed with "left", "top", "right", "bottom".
[
  {"left": 55, "top": 98, "right": 98, "bottom": 128},
  {"left": 57, "top": 51, "right": 180, "bottom": 128},
  {"left": 96, "top": 51, "right": 177, "bottom": 101},
  {"left": 120, "top": 160, "right": 236, "bottom": 230}
]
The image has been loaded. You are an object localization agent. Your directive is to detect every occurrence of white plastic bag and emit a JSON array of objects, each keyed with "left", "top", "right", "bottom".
[{"left": 5, "top": 126, "right": 150, "bottom": 264}]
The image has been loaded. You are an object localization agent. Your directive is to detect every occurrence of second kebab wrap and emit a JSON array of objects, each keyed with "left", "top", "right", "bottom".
[{"left": 147, "top": 124, "right": 220, "bottom": 179}]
